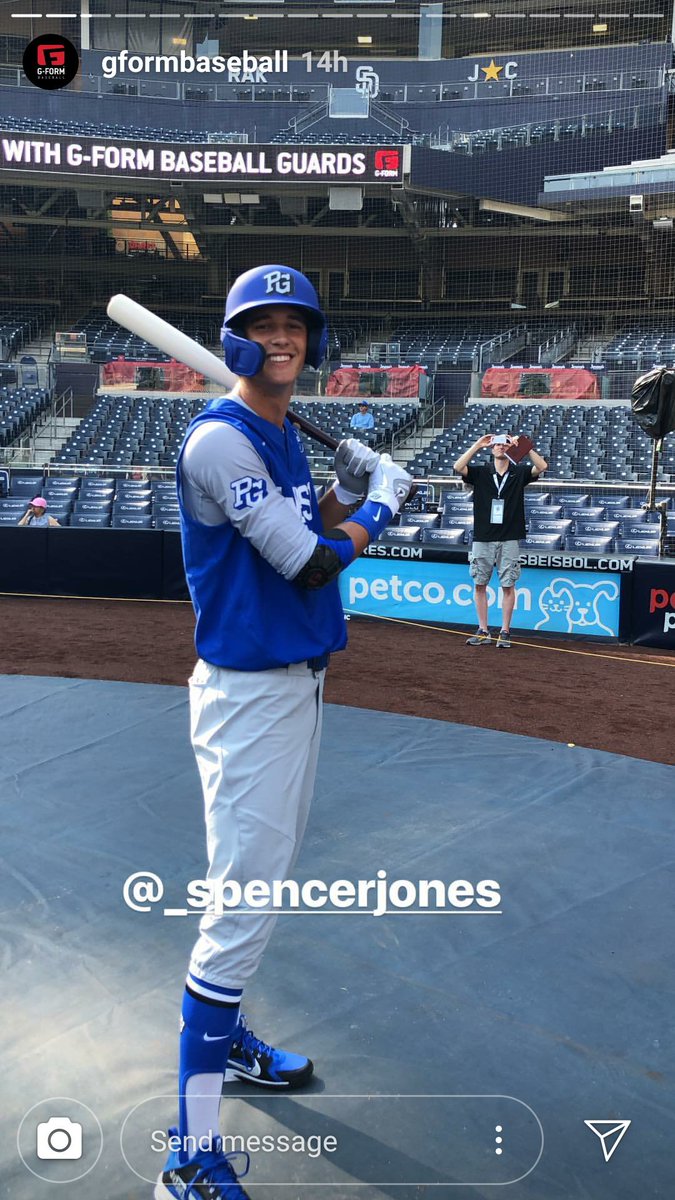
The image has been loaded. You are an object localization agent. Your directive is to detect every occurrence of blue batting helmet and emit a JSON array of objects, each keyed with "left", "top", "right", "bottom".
[{"left": 221, "top": 265, "right": 328, "bottom": 376}]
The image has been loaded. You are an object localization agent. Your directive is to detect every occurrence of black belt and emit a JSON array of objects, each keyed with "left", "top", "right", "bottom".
[{"left": 307, "top": 652, "right": 330, "bottom": 672}]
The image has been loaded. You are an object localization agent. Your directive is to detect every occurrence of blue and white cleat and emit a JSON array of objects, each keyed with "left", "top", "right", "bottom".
[
  {"left": 154, "top": 1128, "right": 250, "bottom": 1199},
  {"left": 225, "top": 1014, "right": 314, "bottom": 1089}
]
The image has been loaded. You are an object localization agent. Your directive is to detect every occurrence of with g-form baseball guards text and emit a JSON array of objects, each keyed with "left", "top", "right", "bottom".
[{"left": 154, "top": 264, "right": 413, "bottom": 1200}]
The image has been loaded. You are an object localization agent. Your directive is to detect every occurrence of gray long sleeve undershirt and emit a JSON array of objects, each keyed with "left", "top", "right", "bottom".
[{"left": 180, "top": 410, "right": 319, "bottom": 582}]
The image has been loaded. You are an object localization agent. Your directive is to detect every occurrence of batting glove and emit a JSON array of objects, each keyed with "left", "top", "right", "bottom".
[
  {"left": 367, "top": 453, "right": 414, "bottom": 517},
  {"left": 333, "top": 438, "right": 381, "bottom": 504}
]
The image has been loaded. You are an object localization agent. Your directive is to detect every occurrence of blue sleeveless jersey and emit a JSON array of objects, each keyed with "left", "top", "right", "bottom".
[{"left": 177, "top": 398, "right": 347, "bottom": 671}]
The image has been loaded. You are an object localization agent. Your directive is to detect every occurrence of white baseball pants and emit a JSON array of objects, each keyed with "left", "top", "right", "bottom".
[{"left": 187, "top": 657, "right": 325, "bottom": 989}]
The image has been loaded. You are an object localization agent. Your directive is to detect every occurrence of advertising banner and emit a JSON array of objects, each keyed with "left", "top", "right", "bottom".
[
  {"left": 0, "top": 135, "right": 403, "bottom": 185},
  {"left": 630, "top": 558, "right": 675, "bottom": 648},
  {"left": 340, "top": 558, "right": 622, "bottom": 638}
]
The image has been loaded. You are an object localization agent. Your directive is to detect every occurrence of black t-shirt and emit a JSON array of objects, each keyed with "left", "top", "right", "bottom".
[{"left": 464, "top": 462, "right": 534, "bottom": 541}]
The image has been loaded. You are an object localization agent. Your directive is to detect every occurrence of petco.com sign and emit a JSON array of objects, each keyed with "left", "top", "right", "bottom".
[{"left": 340, "top": 560, "right": 622, "bottom": 638}]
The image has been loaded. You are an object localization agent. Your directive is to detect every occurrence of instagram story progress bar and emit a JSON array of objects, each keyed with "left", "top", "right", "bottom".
[{"left": 121, "top": 1095, "right": 543, "bottom": 1188}]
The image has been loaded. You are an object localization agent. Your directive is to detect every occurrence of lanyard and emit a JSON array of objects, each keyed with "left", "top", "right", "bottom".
[{"left": 493, "top": 471, "right": 509, "bottom": 498}]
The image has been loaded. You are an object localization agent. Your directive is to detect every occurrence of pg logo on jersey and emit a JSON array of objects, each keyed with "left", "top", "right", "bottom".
[
  {"left": 231, "top": 475, "right": 268, "bottom": 510},
  {"left": 263, "top": 270, "right": 294, "bottom": 296}
]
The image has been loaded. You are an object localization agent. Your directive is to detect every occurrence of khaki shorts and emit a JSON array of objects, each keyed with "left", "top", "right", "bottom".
[{"left": 469, "top": 540, "right": 522, "bottom": 587}]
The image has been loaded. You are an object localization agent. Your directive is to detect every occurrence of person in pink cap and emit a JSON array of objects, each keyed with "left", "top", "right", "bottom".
[{"left": 17, "top": 497, "right": 61, "bottom": 528}]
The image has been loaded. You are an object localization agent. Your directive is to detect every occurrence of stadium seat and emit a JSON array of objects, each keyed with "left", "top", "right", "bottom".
[
  {"left": 73, "top": 500, "right": 113, "bottom": 513},
  {"left": 520, "top": 533, "right": 563, "bottom": 550},
  {"left": 111, "top": 514, "right": 153, "bottom": 529},
  {"left": 528, "top": 519, "right": 573, "bottom": 536},
  {"left": 527, "top": 504, "right": 563, "bottom": 520},
  {"left": 399, "top": 513, "right": 441, "bottom": 528},
  {"left": 71, "top": 513, "right": 112, "bottom": 528},
  {"left": 565, "top": 535, "right": 615, "bottom": 554},
  {"left": 378, "top": 526, "right": 422, "bottom": 544},
  {"left": 112, "top": 501, "right": 152, "bottom": 515},
  {"left": 617, "top": 538, "right": 660, "bottom": 556},
  {"left": 575, "top": 520, "right": 620, "bottom": 538},
  {"left": 421, "top": 528, "right": 466, "bottom": 545},
  {"left": 154, "top": 515, "right": 181, "bottom": 530}
]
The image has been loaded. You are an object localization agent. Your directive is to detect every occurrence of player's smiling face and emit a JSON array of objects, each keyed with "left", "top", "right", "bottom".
[{"left": 245, "top": 305, "right": 308, "bottom": 386}]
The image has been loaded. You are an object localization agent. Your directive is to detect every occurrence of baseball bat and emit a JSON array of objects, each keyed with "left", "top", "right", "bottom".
[{"left": 106, "top": 294, "right": 340, "bottom": 451}]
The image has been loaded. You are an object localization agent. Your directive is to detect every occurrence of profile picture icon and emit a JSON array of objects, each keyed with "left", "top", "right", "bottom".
[{"left": 23, "top": 35, "right": 79, "bottom": 90}]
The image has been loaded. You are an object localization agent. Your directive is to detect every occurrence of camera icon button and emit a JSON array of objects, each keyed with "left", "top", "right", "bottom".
[{"left": 17, "top": 1098, "right": 102, "bottom": 1183}]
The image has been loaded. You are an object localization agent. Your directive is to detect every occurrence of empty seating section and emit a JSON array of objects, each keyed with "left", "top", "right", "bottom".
[
  {"left": 0, "top": 385, "right": 52, "bottom": 447},
  {"left": 0, "top": 472, "right": 181, "bottom": 528},
  {"left": 68, "top": 310, "right": 220, "bottom": 364},
  {"left": 0, "top": 305, "right": 51, "bottom": 361},
  {"left": 0, "top": 115, "right": 245, "bottom": 145},
  {"left": 270, "top": 129, "right": 422, "bottom": 146},
  {"left": 49, "top": 394, "right": 416, "bottom": 476},
  {"left": 604, "top": 325, "right": 675, "bottom": 369},
  {"left": 408, "top": 402, "right": 670, "bottom": 484},
  {"left": 392, "top": 324, "right": 510, "bottom": 370},
  {"left": 378, "top": 491, "right": 666, "bottom": 554}
]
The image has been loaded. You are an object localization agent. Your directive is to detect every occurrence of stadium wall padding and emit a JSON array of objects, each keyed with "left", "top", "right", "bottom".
[
  {"left": 1, "top": 529, "right": 663, "bottom": 646},
  {"left": 0, "top": 528, "right": 180, "bottom": 600}
]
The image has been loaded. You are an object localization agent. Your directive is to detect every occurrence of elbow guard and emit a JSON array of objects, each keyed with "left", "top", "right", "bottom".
[{"left": 293, "top": 529, "right": 355, "bottom": 590}]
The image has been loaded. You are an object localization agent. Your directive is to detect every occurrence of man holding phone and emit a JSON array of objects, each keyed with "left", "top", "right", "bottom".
[{"left": 453, "top": 433, "right": 547, "bottom": 648}]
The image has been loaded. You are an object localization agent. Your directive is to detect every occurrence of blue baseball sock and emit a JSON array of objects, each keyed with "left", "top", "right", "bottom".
[{"left": 177, "top": 973, "right": 242, "bottom": 1163}]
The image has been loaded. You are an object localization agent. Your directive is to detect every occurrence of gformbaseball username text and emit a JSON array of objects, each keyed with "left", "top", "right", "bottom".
[{"left": 122, "top": 871, "right": 502, "bottom": 917}]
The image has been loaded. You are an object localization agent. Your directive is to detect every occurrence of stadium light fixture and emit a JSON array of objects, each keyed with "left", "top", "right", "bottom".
[
  {"left": 592, "top": 22, "right": 608, "bottom": 32},
  {"left": 472, "top": 11, "right": 491, "bottom": 16},
  {"left": 171, "top": 37, "right": 188, "bottom": 45},
  {"left": 357, "top": 34, "right": 373, "bottom": 41}
]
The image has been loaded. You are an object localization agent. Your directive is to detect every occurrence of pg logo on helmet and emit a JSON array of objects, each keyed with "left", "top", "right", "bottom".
[{"left": 263, "top": 270, "right": 295, "bottom": 296}]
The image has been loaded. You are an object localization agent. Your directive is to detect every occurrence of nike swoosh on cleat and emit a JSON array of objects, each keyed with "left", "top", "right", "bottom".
[
  {"left": 203, "top": 1033, "right": 230, "bottom": 1041},
  {"left": 230, "top": 1058, "right": 262, "bottom": 1076}
]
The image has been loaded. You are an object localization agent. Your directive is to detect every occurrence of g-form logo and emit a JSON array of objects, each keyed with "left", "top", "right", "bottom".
[
  {"left": 263, "top": 270, "right": 294, "bottom": 296},
  {"left": 23, "top": 34, "right": 79, "bottom": 89},
  {"left": 535, "top": 577, "right": 619, "bottom": 636},
  {"left": 37, "top": 44, "right": 65, "bottom": 67},
  {"left": 374, "top": 149, "right": 400, "bottom": 178},
  {"left": 467, "top": 59, "right": 518, "bottom": 82},
  {"left": 355, "top": 65, "right": 380, "bottom": 98}
]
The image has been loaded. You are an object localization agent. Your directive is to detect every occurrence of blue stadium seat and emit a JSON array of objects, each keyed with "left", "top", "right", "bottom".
[
  {"left": 111, "top": 514, "right": 153, "bottom": 529},
  {"left": 575, "top": 520, "right": 620, "bottom": 538},
  {"left": 527, "top": 504, "right": 563, "bottom": 520},
  {"left": 378, "top": 526, "right": 422, "bottom": 544},
  {"left": 528, "top": 519, "right": 573, "bottom": 536},
  {"left": 112, "top": 501, "right": 152, "bottom": 515},
  {"left": 71, "top": 513, "right": 112, "bottom": 528},
  {"left": 73, "top": 500, "right": 113, "bottom": 513},
  {"left": 617, "top": 538, "right": 660, "bottom": 556},
  {"left": 155, "top": 515, "right": 181, "bottom": 531},
  {"left": 421, "top": 528, "right": 466, "bottom": 545},
  {"left": 520, "top": 533, "right": 563, "bottom": 550},
  {"left": 0, "top": 511, "right": 21, "bottom": 525},
  {"left": 399, "top": 513, "right": 441, "bottom": 528},
  {"left": 565, "top": 535, "right": 615, "bottom": 554}
]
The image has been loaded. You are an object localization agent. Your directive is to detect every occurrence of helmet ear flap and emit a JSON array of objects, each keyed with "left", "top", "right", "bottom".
[
  {"left": 221, "top": 328, "right": 265, "bottom": 377},
  {"left": 306, "top": 325, "right": 328, "bottom": 370}
]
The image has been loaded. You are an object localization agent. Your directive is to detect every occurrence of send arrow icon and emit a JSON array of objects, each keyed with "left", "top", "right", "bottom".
[{"left": 584, "top": 1120, "right": 631, "bottom": 1162}]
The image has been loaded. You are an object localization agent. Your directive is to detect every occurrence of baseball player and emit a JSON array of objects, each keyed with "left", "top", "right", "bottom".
[{"left": 155, "top": 265, "right": 413, "bottom": 1200}]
